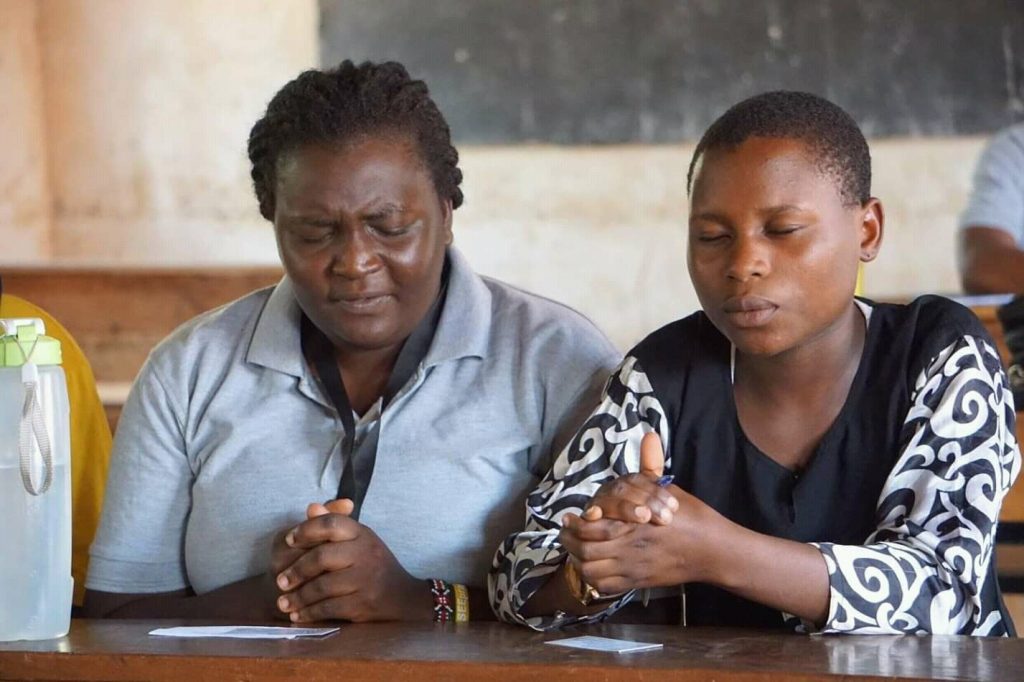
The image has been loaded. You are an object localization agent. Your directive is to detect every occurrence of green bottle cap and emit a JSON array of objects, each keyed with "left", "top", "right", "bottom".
[{"left": 0, "top": 318, "right": 63, "bottom": 367}]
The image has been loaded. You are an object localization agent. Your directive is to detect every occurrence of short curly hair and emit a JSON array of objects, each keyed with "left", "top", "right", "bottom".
[
  {"left": 248, "top": 60, "right": 463, "bottom": 221},
  {"left": 687, "top": 91, "right": 871, "bottom": 207}
]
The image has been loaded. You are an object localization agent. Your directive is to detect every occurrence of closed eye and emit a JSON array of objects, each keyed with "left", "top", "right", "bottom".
[
  {"left": 370, "top": 220, "right": 418, "bottom": 237},
  {"left": 767, "top": 225, "right": 804, "bottom": 236},
  {"left": 291, "top": 223, "right": 334, "bottom": 244}
]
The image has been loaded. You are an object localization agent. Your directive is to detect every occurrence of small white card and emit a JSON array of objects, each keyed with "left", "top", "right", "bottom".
[
  {"left": 545, "top": 635, "right": 663, "bottom": 653},
  {"left": 149, "top": 626, "right": 340, "bottom": 640}
]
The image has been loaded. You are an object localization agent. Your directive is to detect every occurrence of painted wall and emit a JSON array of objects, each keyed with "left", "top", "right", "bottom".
[
  {"left": 456, "top": 138, "right": 981, "bottom": 349},
  {"left": 0, "top": 1, "right": 993, "bottom": 349},
  {"left": 0, "top": 0, "right": 52, "bottom": 259},
  {"left": 0, "top": 0, "right": 318, "bottom": 264}
]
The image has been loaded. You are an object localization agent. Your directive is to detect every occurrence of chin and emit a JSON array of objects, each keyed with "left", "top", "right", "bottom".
[
  {"left": 723, "top": 327, "right": 792, "bottom": 358},
  {"left": 321, "top": 316, "right": 399, "bottom": 352},
  {"left": 339, "top": 328, "right": 401, "bottom": 352}
]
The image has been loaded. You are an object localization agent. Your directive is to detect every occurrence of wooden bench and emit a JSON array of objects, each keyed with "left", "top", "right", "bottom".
[{"left": 2, "top": 267, "right": 282, "bottom": 431}]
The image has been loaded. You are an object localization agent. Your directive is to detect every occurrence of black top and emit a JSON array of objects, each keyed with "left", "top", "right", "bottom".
[{"left": 628, "top": 296, "right": 1011, "bottom": 629}]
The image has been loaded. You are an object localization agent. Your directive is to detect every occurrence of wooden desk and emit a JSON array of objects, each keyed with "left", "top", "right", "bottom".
[{"left": 0, "top": 620, "right": 1021, "bottom": 682}]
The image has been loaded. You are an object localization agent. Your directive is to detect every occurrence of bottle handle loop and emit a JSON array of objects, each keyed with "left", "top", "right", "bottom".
[{"left": 19, "top": 363, "right": 53, "bottom": 496}]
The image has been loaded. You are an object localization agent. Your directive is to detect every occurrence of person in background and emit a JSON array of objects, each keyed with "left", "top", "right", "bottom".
[
  {"left": 83, "top": 61, "right": 619, "bottom": 624},
  {"left": 492, "top": 91, "right": 1020, "bottom": 636},
  {"left": 0, "top": 280, "right": 112, "bottom": 610},
  {"left": 959, "top": 122, "right": 1024, "bottom": 294}
]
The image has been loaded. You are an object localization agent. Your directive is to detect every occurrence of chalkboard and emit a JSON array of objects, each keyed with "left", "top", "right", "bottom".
[{"left": 320, "top": 0, "right": 1024, "bottom": 143}]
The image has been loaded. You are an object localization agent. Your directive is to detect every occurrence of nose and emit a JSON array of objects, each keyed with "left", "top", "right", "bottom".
[
  {"left": 330, "top": 227, "right": 382, "bottom": 280},
  {"left": 725, "top": 234, "right": 770, "bottom": 282}
]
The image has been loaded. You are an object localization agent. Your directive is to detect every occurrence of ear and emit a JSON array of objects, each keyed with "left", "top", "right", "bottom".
[
  {"left": 859, "top": 198, "right": 884, "bottom": 263},
  {"left": 441, "top": 198, "right": 454, "bottom": 245}
]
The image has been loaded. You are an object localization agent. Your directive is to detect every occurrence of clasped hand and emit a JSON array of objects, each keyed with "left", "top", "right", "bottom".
[
  {"left": 267, "top": 499, "right": 431, "bottom": 622},
  {"left": 558, "top": 433, "right": 725, "bottom": 595}
]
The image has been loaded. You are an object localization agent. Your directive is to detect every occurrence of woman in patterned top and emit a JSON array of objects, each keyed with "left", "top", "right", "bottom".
[{"left": 490, "top": 91, "right": 1021, "bottom": 635}]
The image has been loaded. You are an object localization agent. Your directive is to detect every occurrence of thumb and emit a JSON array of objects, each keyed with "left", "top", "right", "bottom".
[
  {"left": 324, "top": 498, "right": 355, "bottom": 515},
  {"left": 639, "top": 432, "right": 665, "bottom": 477},
  {"left": 307, "top": 498, "right": 355, "bottom": 519}
]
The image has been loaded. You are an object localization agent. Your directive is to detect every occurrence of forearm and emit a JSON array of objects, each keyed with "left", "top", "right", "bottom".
[
  {"left": 960, "top": 227, "right": 1024, "bottom": 293},
  {"left": 707, "top": 521, "right": 830, "bottom": 626},
  {"left": 520, "top": 561, "right": 615, "bottom": 619},
  {"left": 84, "top": 575, "right": 277, "bottom": 621}
]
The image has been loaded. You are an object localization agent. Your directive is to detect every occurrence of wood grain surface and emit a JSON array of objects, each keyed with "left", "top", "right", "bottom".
[{"left": 0, "top": 619, "right": 1021, "bottom": 682}]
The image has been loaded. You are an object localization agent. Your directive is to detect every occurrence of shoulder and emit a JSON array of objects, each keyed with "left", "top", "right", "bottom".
[
  {"left": 984, "top": 123, "right": 1024, "bottom": 158},
  {"left": 974, "top": 123, "right": 1024, "bottom": 177},
  {"left": 868, "top": 296, "right": 993, "bottom": 373},
  {"left": 481, "top": 275, "right": 619, "bottom": 363},
  {"left": 629, "top": 310, "right": 720, "bottom": 374},
  {"left": 872, "top": 295, "right": 988, "bottom": 342},
  {"left": 145, "top": 286, "right": 274, "bottom": 377}
]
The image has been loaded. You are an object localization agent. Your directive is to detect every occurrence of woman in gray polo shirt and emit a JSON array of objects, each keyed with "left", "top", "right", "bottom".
[{"left": 84, "top": 61, "right": 619, "bottom": 623}]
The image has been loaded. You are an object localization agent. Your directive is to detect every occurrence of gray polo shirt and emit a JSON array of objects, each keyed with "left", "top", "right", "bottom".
[
  {"left": 87, "top": 248, "right": 619, "bottom": 595},
  {"left": 960, "top": 122, "right": 1024, "bottom": 245}
]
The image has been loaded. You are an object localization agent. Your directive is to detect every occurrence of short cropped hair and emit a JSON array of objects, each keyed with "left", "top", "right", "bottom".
[
  {"left": 248, "top": 60, "right": 463, "bottom": 221},
  {"left": 687, "top": 91, "right": 871, "bottom": 207}
]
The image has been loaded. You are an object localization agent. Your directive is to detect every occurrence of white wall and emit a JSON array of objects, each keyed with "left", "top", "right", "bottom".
[
  {"left": 455, "top": 139, "right": 982, "bottom": 349},
  {"left": 0, "top": 1, "right": 989, "bottom": 350},
  {"left": 0, "top": 0, "right": 52, "bottom": 259}
]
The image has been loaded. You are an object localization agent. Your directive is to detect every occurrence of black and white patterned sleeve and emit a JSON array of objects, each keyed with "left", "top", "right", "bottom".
[
  {"left": 814, "top": 335, "right": 1021, "bottom": 635},
  {"left": 489, "top": 356, "right": 671, "bottom": 629}
]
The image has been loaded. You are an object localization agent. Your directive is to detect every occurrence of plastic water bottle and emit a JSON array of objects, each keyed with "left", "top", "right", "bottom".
[{"left": 0, "top": 318, "right": 72, "bottom": 641}]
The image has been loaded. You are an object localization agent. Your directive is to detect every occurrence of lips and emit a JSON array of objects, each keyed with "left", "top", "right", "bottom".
[
  {"left": 721, "top": 295, "right": 778, "bottom": 328},
  {"left": 328, "top": 293, "right": 394, "bottom": 313}
]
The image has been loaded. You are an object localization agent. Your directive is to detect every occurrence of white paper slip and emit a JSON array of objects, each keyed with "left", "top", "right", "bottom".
[
  {"left": 149, "top": 626, "right": 340, "bottom": 640},
  {"left": 545, "top": 635, "right": 663, "bottom": 654}
]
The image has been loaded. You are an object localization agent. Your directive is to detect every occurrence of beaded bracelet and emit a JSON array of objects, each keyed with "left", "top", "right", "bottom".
[
  {"left": 429, "top": 579, "right": 455, "bottom": 623},
  {"left": 429, "top": 579, "right": 470, "bottom": 623}
]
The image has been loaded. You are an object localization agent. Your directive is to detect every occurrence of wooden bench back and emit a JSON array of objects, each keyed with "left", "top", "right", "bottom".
[{"left": 1, "top": 267, "right": 282, "bottom": 383}]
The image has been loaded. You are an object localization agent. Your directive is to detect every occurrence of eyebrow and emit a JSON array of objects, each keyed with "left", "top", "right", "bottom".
[
  {"left": 363, "top": 203, "right": 406, "bottom": 220},
  {"left": 690, "top": 204, "right": 815, "bottom": 224},
  {"left": 760, "top": 204, "right": 814, "bottom": 217},
  {"left": 689, "top": 210, "right": 731, "bottom": 224}
]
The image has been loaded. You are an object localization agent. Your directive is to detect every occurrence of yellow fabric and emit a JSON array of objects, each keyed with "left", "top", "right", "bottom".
[{"left": 0, "top": 295, "right": 112, "bottom": 606}]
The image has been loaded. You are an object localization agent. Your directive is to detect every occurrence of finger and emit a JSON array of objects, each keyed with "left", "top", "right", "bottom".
[
  {"left": 562, "top": 534, "right": 629, "bottom": 563},
  {"left": 581, "top": 505, "right": 603, "bottom": 521},
  {"left": 307, "top": 499, "right": 353, "bottom": 520},
  {"left": 277, "top": 542, "right": 357, "bottom": 592},
  {"left": 307, "top": 502, "right": 329, "bottom": 518},
  {"left": 560, "top": 524, "right": 631, "bottom": 560},
  {"left": 270, "top": 528, "right": 308, "bottom": 575},
  {"left": 279, "top": 573, "right": 359, "bottom": 618},
  {"left": 290, "top": 593, "right": 360, "bottom": 624},
  {"left": 568, "top": 516, "right": 635, "bottom": 542},
  {"left": 591, "top": 478, "right": 677, "bottom": 525},
  {"left": 286, "top": 513, "right": 361, "bottom": 548},
  {"left": 639, "top": 432, "right": 665, "bottom": 477},
  {"left": 578, "top": 560, "right": 634, "bottom": 596},
  {"left": 324, "top": 498, "right": 355, "bottom": 515}
]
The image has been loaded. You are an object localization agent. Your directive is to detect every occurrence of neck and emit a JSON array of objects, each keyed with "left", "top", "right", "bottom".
[
  {"left": 334, "top": 342, "right": 404, "bottom": 416},
  {"left": 735, "top": 302, "right": 866, "bottom": 400}
]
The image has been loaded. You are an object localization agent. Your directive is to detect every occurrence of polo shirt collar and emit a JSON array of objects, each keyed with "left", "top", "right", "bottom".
[
  {"left": 247, "top": 276, "right": 306, "bottom": 378},
  {"left": 247, "top": 246, "right": 491, "bottom": 378},
  {"left": 423, "top": 246, "right": 492, "bottom": 366}
]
